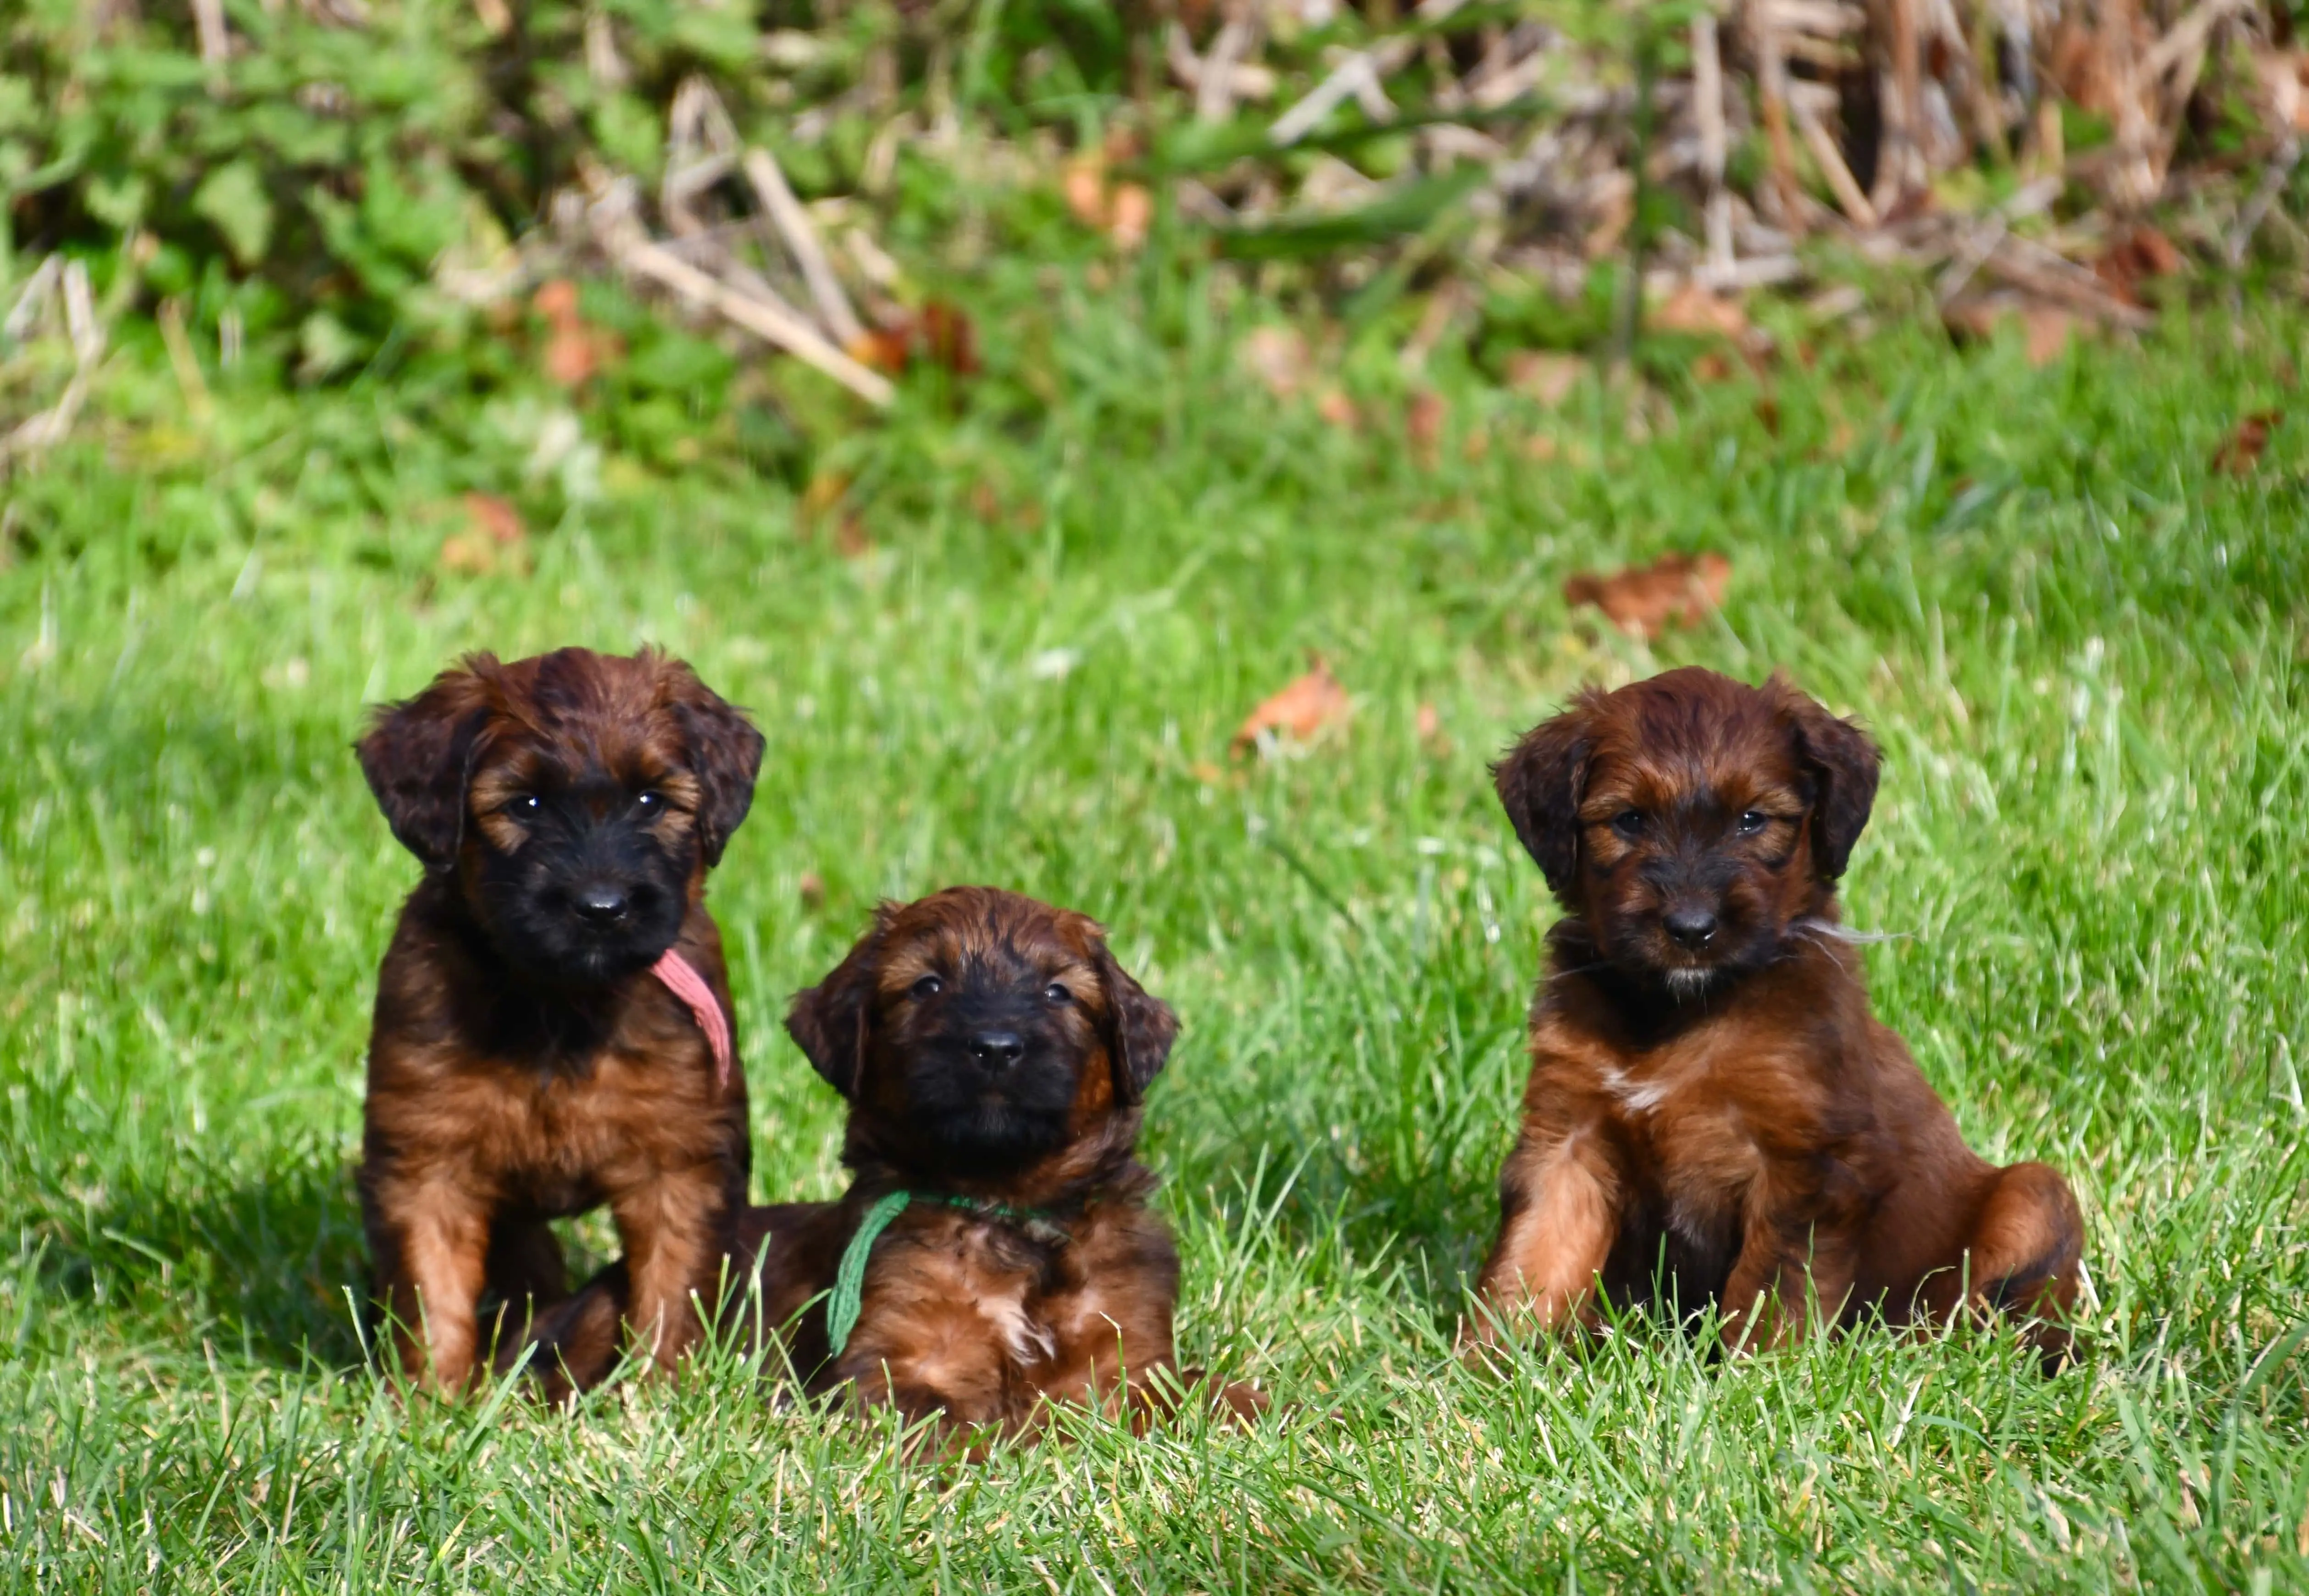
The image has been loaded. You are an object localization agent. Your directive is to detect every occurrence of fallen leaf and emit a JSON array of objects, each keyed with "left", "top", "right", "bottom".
[
  {"left": 1506, "top": 351, "right": 1584, "bottom": 408},
  {"left": 1243, "top": 327, "right": 1310, "bottom": 399},
  {"left": 1188, "top": 759, "right": 1224, "bottom": 785},
  {"left": 1755, "top": 395, "right": 1783, "bottom": 436},
  {"left": 918, "top": 300, "right": 979, "bottom": 376},
  {"left": 1232, "top": 654, "right": 1349, "bottom": 756},
  {"left": 2021, "top": 305, "right": 2076, "bottom": 367},
  {"left": 1693, "top": 351, "right": 1735, "bottom": 384},
  {"left": 798, "top": 870, "right": 827, "bottom": 911},
  {"left": 1406, "top": 390, "right": 1447, "bottom": 467},
  {"left": 834, "top": 512, "right": 872, "bottom": 559},
  {"left": 440, "top": 492, "right": 528, "bottom": 575},
  {"left": 846, "top": 304, "right": 977, "bottom": 377},
  {"left": 1945, "top": 294, "right": 2084, "bottom": 366},
  {"left": 1652, "top": 284, "right": 1748, "bottom": 340},
  {"left": 1315, "top": 388, "right": 1359, "bottom": 430},
  {"left": 1108, "top": 183, "right": 1153, "bottom": 251},
  {"left": 533, "top": 279, "right": 580, "bottom": 323},
  {"left": 1525, "top": 433, "right": 1560, "bottom": 461},
  {"left": 463, "top": 492, "right": 525, "bottom": 548},
  {"left": 2212, "top": 410, "right": 2282, "bottom": 474},
  {"left": 533, "top": 279, "right": 618, "bottom": 388},
  {"left": 2094, "top": 224, "right": 2185, "bottom": 303},
  {"left": 1562, "top": 551, "right": 1732, "bottom": 641},
  {"left": 1063, "top": 157, "right": 1108, "bottom": 229}
]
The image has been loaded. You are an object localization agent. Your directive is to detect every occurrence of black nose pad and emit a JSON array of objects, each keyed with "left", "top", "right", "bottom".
[
  {"left": 1663, "top": 907, "right": 1719, "bottom": 948},
  {"left": 574, "top": 885, "right": 629, "bottom": 925},
  {"left": 969, "top": 1031, "right": 1027, "bottom": 1071}
]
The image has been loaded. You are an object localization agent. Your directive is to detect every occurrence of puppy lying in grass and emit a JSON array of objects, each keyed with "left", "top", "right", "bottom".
[
  {"left": 1470, "top": 667, "right": 2083, "bottom": 1365},
  {"left": 521, "top": 887, "right": 1261, "bottom": 1433},
  {"left": 356, "top": 647, "right": 764, "bottom": 1394}
]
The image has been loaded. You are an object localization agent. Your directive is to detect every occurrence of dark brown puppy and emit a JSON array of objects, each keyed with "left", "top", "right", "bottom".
[
  {"left": 356, "top": 646, "right": 765, "bottom": 1394},
  {"left": 1471, "top": 667, "right": 2082, "bottom": 1361},
  {"left": 520, "top": 887, "right": 1254, "bottom": 1433}
]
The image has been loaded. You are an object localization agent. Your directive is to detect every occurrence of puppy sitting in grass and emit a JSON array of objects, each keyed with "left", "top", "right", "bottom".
[
  {"left": 1470, "top": 667, "right": 2083, "bottom": 1363},
  {"left": 521, "top": 887, "right": 1259, "bottom": 1434},
  {"left": 356, "top": 646, "right": 764, "bottom": 1394}
]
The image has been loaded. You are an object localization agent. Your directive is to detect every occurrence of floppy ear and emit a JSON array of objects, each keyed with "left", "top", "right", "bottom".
[
  {"left": 1491, "top": 693, "right": 1597, "bottom": 903},
  {"left": 660, "top": 658, "right": 766, "bottom": 868},
  {"left": 1091, "top": 941, "right": 1178, "bottom": 1106},
  {"left": 784, "top": 908, "right": 891, "bottom": 1099},
  {"left": 1777, "top": 677, "right": 1882, "bottom": 881},
  {"left": 355, "top": 659, "right": 498, "bottom": 873}
]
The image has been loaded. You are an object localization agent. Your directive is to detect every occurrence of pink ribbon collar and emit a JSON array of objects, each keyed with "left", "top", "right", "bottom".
[{"left": 652, "top": 948, "right": 733, "bottom": 1090}]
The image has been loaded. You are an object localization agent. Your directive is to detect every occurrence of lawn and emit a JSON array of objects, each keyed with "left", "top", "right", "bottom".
[{"left": 1, "top": 279, "right": 2304, "bottom": 1592}]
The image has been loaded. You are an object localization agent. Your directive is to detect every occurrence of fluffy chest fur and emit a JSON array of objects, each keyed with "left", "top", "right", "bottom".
[{"left": 365, "top": 896, "right": 745, "bottom": 1207}]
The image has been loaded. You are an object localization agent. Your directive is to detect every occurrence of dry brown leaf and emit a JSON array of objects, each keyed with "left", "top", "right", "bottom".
[
  {"left": 1243, "top": 327, "right": 1310, "bottom": 399},
  {"left": 846, "top": 303, "right": 978, "bottom": 378},
  {"left": 798, "top": 870, "right": 827, "bottom": 911},
  {"left": 2094, "top": 224, "right": 2185, "bottom": 304},
  {"left": 1406, "top": 390, "right": 1447, "bottom": 467},
  {"left": 1652, "top": 284, "right": 1748, "bottom": 340},
  {"left": 2212, "top": 410, "right": 2282, "bottom": 474},
  {"left": 1315, "top": 388, "right": 1359, "bottom": 430},
  {"left": 533, "top": 279, "right": 618, "bottom": 388},
  {"left": 1945, "top": 295, "right": 2084, "bottom": 366},
  {"left": 1231, "top": 654, "right": 1349, "bottom": 755},
  {"left": 1108, "top": 183, "right": 1153, "bottom": 251},
  {"left": 1506, "top": 351, "right": 1584, "bottom": 408},
  {"left": 1525, "top": 433, "right": 1560, "bottom": 461},
  {"left": 1063, "top": 158, "right": 1108, "bottom": 229},
  {"left": 440, "top": 492, "right": 528, "bottom": 576},
  {"left": 1188, "top": 759, "right": 1224, "bottom": 785},
  {"left": 2021, "top": 305, "right": 2076, "bottom": 367},
  {"left": 1563, "top": 551, "right": 1732, "bottom": 641},
  {"left": 1693, "top": 351, "right": 1735, "bottom": 384}
]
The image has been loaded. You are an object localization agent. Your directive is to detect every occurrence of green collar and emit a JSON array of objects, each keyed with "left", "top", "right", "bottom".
[{"left": 823, "top": 1190, "right": 1071, "bottom": 1360}]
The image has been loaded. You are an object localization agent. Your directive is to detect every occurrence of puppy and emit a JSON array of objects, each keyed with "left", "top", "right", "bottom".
[
  {"left": 1471, "top": 667, "right": 2082, "bottom": 1362},
  {"left": 520, "top": 887, "right": 1256, "bottom": 1433},
  {"left": 356, "top": 646, "right": 765, "bottom": 1394}
]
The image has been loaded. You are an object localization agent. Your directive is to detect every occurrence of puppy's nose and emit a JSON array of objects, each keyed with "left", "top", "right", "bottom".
[
  {"left": 574, "top": 885, "right": 629, "bottom": 925},
  {"left": 1664, "top": 907, "right": 1719, "bottom": 948},
  {"left": 969, "top": 1031, "right": 1027, "bottom": 1071}
]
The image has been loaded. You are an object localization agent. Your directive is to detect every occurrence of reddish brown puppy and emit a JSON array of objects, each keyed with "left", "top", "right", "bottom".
[
  {"left": 1471, "top": 668, "right": 2082, "bottom": 1362},
  {"left": 356, "top": 646, "right": 764, "bottom": 1394},
  {"left": 519, "top": 887, "right": 1256, "bottom": 1433}
]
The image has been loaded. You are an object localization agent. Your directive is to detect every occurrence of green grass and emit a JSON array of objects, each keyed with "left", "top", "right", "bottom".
[{"left": 1, "top": 276, "right": 2305, "bottom": 1592}]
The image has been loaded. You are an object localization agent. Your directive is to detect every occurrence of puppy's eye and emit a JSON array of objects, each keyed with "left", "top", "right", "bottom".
[
  {"left": 1043, "top": 982, "right": 1072, "bottom": 1005},
  {"left": 1611, "top": 810, "right": 1644, "bottom": 838},
  {"left": 507, "top": 794, "right": 542, "bottom": 818},
  {"left": 635, "top": 791, "right": 663, "bottom": 814},
  {"left": 1737, "top": 810, "right": 1769, "bottom": 835},
  {"left": 910, "top": 974, "right": 942, "bottom": 1000}
]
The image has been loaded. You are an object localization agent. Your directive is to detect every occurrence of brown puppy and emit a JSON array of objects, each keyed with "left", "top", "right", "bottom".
[
  {"left": 1471, "top": 667, "right": 2082, "bottom": 1362},
  {"left": 356, "top": 646, "right": 765, "bottom": 1394},
  {"left": 520, "top": 887, "right": 1253, "bottom": 1433}
]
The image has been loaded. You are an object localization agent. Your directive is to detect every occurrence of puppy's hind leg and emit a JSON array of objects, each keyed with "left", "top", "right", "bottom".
[
  {"left": 480, "top": 1216, "right": 569, "bottom": 1359},
  {"left": 1964, "top": 1161, "right": 2084, "bottom": 1369},
  {"left": 503, "top": 1260, "right": 631, "bottom": 1404}
]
